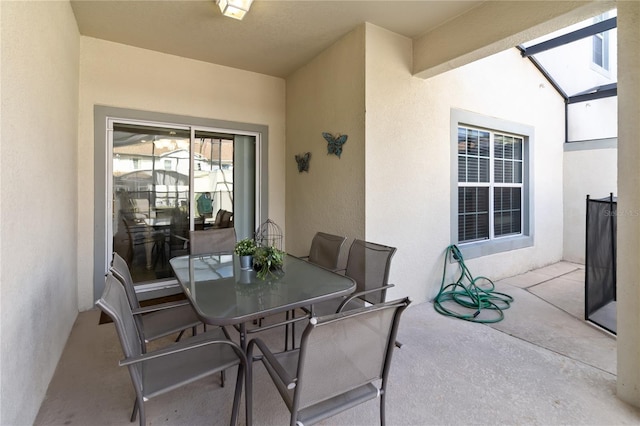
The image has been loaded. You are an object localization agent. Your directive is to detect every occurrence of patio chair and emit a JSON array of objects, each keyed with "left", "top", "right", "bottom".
[
  {"left": 96, "top": 274, "right": 247, "bottom": 426},
  {"left": 309, "top": 239, "right": 397, "bottom": 317},
  {"left": 210, "top": 208, "right": 234, "bottom": 229},
  {"left": 110, "top": 252, "right": 202, "bottom": 349},
  {"left": 278, "top": 232, "right": 347, "bottom": 350},
  {"left": 189, "top": 227, "right": 237, "bottom": 255},
  {"left": 302, "top": 231, "right": 346, "bottom": 271},
  {"left": 121, "top": 217, "right": 164, "bottom": 267},
  {"left": 246, "top": 297, "right": 411, "bottom": 426}
]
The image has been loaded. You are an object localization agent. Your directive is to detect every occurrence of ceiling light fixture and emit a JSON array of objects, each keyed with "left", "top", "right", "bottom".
[{"left": 217, "top": 0, "right": 253, "bottom": 20}]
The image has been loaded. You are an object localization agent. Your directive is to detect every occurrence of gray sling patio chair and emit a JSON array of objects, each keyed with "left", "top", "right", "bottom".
[
  {"left": 246, "top": 297, "right": 411, "bottom": 426},
  {"left": 97, "top": 274, "right": 247, "bottom": 426},
  {"left": 308, "top": 239, "right": 397, "bottom": 317},
  {"left": 282, "top": 232, "right": 347, "bottom": 350},
  {"left": 302, "top": 231, "right": 347, "bottom": 271},
  {"left": 189, "top": 227, "right": 237, "bottom": 255},
  {"left": 110, "top": 252, "right": 202, "bottom": 349}
]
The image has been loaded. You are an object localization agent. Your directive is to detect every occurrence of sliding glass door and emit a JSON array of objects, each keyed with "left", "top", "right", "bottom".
[{"left": 110, "top": 120, "right": 256, "bottom": 284}]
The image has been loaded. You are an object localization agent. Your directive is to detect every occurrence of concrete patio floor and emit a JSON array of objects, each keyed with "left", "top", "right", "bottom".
[{"left": 35, "top": 261, "right": 640, "bottom": 425}]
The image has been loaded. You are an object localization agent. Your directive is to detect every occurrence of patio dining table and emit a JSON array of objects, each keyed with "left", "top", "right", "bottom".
[{"left": 169, "top": 253, "right": 356, "bottom": 350}]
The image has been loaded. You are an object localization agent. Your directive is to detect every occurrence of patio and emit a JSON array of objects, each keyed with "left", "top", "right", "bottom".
[{"left": 35, "top": 261, "right": 639, "bottom": 425}]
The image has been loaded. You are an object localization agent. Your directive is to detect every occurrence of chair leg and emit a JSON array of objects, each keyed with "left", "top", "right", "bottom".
[
  {"left": 222, "top": 326, "right": 231, "bottom": 339},
  {"left": 230, "top": 366, "right": 244, "bottom": 426},
  {"left": 291, "top": 310, "right": 296, "bottom": 350},
  {"left": 138, "top": 400, "right": 146, "bottom": 426},
  {"left": 284, "top": 311, "right": 290, "bottom": 351},
  {"left": 219, "top": 326, "right": 229, "bottom": 387},
  {"left": 246, "top": 353, "right": 253, "bottom": 426},
  {"left": 131, "top": 397, "right": 145, "bottom": 426},
  {"left": 130, "top": 398, "right": 138, "bottom": 422},
  {"left": 283, "top": 310, "right": 299, "bottom": 351},
  {"left": 380, "top": 392, "right": 386, "bottom": 426},
  {"left": 175, "top": 329, "right": 185, "bottom": 342}
]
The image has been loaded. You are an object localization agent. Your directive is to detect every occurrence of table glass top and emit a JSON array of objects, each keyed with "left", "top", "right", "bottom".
[{"left": 169, "top": 254, "right": 355, "bottom": 325}]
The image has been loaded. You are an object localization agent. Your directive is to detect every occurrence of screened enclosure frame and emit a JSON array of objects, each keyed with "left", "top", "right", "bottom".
[{"left": 518, "top": 13, "right": 617, "bottom": 144}]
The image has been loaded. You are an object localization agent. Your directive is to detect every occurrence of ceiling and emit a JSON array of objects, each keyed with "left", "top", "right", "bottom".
[{"left": 70, "top": 0, "right": 483, "bottom": 78}]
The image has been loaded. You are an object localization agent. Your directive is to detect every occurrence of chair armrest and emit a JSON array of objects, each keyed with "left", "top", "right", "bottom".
[
  {"left": 120, "top": 334, "right": 245, "bottom": 367},
  {"left": 131, "top": 299, "right": 191, "bottom": 315},
  {"left": 247, "top": 338, "right": 297, "bottom": 389},
  {"left": 336, "top": 284, "right": 395, "bottom": 313}
]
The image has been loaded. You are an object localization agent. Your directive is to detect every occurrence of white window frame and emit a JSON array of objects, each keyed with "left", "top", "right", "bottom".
[
  {"left": 458, "top": 127, "right": 524, "bottom": 242},
  {"left": 451, "top": 109, "right": 535, "bottom": 260}
]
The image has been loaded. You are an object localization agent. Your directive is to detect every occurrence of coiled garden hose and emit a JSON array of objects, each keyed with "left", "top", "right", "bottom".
[{"left": 433, "top": 245, "right": 513, "bottom": 323}]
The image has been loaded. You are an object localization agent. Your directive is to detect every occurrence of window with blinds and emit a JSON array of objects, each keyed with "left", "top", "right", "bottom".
[{"left": 458, "top": 126, "right": 524, "bottom": 243}]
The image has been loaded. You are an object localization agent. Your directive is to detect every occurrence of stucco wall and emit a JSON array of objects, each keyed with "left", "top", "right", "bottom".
[
  {"left": 563, "top": 144, "right": 617, "bottom": 263},
  {"left": 285, "top": 25, "right": 366, "bottom": 264},
  {"left": 366, "top": 24, "right": 566, "bottom": 303},
  {"left": 285, "top": 23, "right": 565, "bottom": 305},
  {"left": 614, "top": 0, "right": 640, "bottom": 405},
  {"left": 0, "top": 2, "right": 80, "bottom": 424},
  {"left": 78, "top": 37, "right": 286, "bottom": 309}
]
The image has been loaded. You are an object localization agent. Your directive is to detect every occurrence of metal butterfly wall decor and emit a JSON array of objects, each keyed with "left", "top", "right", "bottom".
[
  {"left": 322, "top": 132, "right": 348, "bottom": 158},
  {"left": 295, "top": 152, "right": 311, "bottom": 173}
]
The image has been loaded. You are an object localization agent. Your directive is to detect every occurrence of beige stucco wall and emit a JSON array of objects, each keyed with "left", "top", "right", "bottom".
[
  {"left": 563, "top": 145, "right": 617, "bottom": 263},
  {"left": 286, "top": 22, "right": 565, "bottom": 305},
  {"left": 325, "top": 24, "right": 564, "bottom": 304},
  {"left": 367, "top": 24, "right": 566, "bottom": 302},
  {"left": 1, "top": 2, "right": 80, "bottom": 424},
  {"left": 77, "top": 37, "right": 286, "bottom": 309},
  {"left": 285, "top": 25, "right": 366, "bottom": 263},
  {"left": 364, "top": 24, "right": 446, "bottom": 300},
  {"left": 616, "top": 0, "right": 640, "bottom": 406}
]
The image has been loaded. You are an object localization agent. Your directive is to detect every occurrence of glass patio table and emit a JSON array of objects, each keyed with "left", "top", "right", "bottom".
[{"left": 169, "top": 253, "right": 356, "bottom": 349}]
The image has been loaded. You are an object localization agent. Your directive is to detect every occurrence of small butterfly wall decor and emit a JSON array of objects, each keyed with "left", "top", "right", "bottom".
[
  {"left": 322, "top": 132, "right": 348, "bottom": 158},
  {"left": 295, "top": 152, "right": 311, "bottom": 173}
]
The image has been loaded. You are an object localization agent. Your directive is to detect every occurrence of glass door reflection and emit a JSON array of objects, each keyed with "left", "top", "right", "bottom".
[
  {"left": 193, "top": 132, "right": 234, "bottom": 231},
  {"left": 112, "top": 123, "right": 192, "bottom": 282},
  {"left": 111, "top": 123, "right": 250, "bottom": 285}
]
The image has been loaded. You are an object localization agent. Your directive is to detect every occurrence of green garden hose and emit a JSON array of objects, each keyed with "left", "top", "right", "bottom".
[{"left": 433, "top": 245, "right": 513, "bottom": 323}]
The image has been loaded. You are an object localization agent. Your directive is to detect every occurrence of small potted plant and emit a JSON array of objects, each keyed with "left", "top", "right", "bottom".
[
  {"left": 253, "top": 245, "right": 285, "bottom": 280},
  {"left": 234, "top": 238, "right": 257, "bottom": 270}
]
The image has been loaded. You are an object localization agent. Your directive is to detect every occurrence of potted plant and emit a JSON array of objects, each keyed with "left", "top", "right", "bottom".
[
  {"left": 253, "top": 245, "right": 285, "bottom": 280},
  {"left": 234, "top": 238, "right": 257, "bottom": 270}
]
